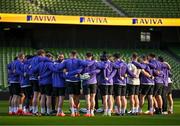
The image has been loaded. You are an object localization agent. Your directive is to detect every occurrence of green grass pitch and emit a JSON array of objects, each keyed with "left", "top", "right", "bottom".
[{"left": 0, "top": 99, "right": 180, "bottom": 125}]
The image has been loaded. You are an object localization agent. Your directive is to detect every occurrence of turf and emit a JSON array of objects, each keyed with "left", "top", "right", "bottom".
[{"left": 0, "top": 99, "right": 180, "bottom": 125}]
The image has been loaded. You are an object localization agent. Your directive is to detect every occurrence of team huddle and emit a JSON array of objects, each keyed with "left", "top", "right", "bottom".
[{"left": 7, "top": 49, "right": 173, "bottom": 117}]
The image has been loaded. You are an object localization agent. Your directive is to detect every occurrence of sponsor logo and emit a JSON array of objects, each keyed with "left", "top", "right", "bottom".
[
  {"left": 132, "top": 18, "right": 163, "bottom": 25},
  {"left": 27, "top": 15, "right": 56, "bottom": 22},
  {"left": 80, "top": 17, "right": 108, "bottom": 24}
]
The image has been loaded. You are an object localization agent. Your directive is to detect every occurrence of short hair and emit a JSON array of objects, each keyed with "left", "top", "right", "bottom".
[
  {"left": 149, "top": 53, "right": 156, "bottom": 58},
  {"left": 37, "top": 49, "right": 46, "bottom": 56},
  {"left": 100, "top": 51, "right": 109, "bottom": 61},
  {"left": 18, "top": 52, "right": 24, "bottom": 59},
  {"left": 46, "top": 53, "right": 53, "bottom": 58},
  {"left": 86, "top": 52, "right": 93, "bottom": 58},
  {"left": 71, "top": 50, "right": 77, "bottom": 56},
  {"left": 58, "top": 52, "right": 64, "bottom": 56},
  {"left": 142, "top": 55, "right": 147, "bottom": 61},
  {"left": 132, "top": 52, "right": 138, "bottom": 59},
  {"left": 137, "top": 57, "right": 143, "bottom": 63},
  {"left": 158, "top": 56, "right": 164, "bottom": 62},
  {"left": 113, "top": 53, "right": 120, "bottom": 59}
]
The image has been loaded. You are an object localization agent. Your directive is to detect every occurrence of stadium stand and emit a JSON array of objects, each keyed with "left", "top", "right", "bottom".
[
  {"left": 0, "top": 0, "right": 119, "bottom": 17},
  {"left": 111, "top": 0, "right": 180, "bottom": 18},
  {"left": 1, "top": 0, "right": 180, "bottom": 17},
  {"left": 169, "top": 47, "right": 180, "bottom": 57},
  {"left": 0, "top": 47, "right": 179, "bottom": 89}
]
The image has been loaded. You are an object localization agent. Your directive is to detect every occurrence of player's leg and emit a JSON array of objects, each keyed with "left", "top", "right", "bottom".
[
  {"left": 45, "top": 84, "right": 52, "bottom": 115},
  {"left": 167, "top": 83, "right": 173, "bottom": 114},
  {"left": 101, "top": 85, "right": 108, "bottom": 116},
  {"left": 8, "top": 85, "right": 13, "bottom": 114},
  {"left": 67, "top": 82, "right": 75, "bottom": 116},
  {"left": 23, "top": 87, "right": 28, "bottom": 113},
  {"left": 107, "top": 85, "right": 113, "bottom": 116},
  {"left": 162, "top": 86, "right": 168, "bottom": 114},
  {"left": 147, "top": 85, "right": 154, "bottom": 115},
  {"left": 83, "top": 85, "right": 91, "bottom": 116},
  {"left": 134, "top": 85, "right": 140, "bottom": 114},
  {"left": 31, "top": 80, "right": 40, "bottom": 114},
  {"left": 73, "top": 82, "right": 81, "bottom": 116},
  {"left": 121, "top": 85, "right": 127, "bottom": 115},
  {"left": 40, "top": 86, "right": 46, "bottom": 115},
  {"left": 129, "top": 85, "right": 135, "bottom": 114},
  {"left": 167, "top": 94, "right": 173, "bottom": 114},
  {"left": 153, "top": 84, "right": 160, "bottom": 114},
  {"left": 57, "top": 87, "right": 66, "bottom": 116},
  {"left": 89, "top": 84, "right": 97, "bottom": 116},
  {"left": 51, "top": 94, "right": 56, "bottom": 114},
  {"left": 114, "top": 84, "right": 121, "bottom": 115},
  {"left": 156, "top": 84, "right": 163, "bottom": 114},
  {"left": 139, "top": 85, "right": 147, "bottom": 113},
  {"left": 13, "top": 83, "right": 21, "bottom": 114}
]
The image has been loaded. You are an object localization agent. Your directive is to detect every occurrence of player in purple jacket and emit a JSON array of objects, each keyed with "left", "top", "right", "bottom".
[
  {"left": 158, "top": 56, "right": 171, "bottom": 114},
  {"left": 148, "top": 53, "right": 164, "bottom": 114},
  {"left": 7, "top": 57, "right": 17, "bottom": 115},
  {"left": 16, "top": 55, "right": 33, "bottom": 115},
  {"left": 61, "top": 50, "right": 85, "bottom": 116},
  {"left": 50, "top": 53, "right": 66, "bottom": 116},
  {"left": 138, "top": 56, "right": 155, "bottom": 115},
  {"left": 31, "top": 53, "right": 53, "bottom": 115},
  {"left": 29, "top": 49, "right": 46, "bottom": 115},
  {"left": 113, "top": 53, "right": 136, "bottom": 116},
  {"left": 98, "top": 52, "right": 117, "bottom": 116},
  {"left": 81, "top": 52, "right": 100, "bottom": 117},
  {"left": 11, "top": 53, "right": 25, "bottom": 115}
]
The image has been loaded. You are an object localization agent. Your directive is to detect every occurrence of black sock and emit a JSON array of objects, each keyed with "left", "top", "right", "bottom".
[
  {"left": 159, "top": 108, "right": 162, "bottom": 114},
  {"left": 155, "top": 108, "right": 159, "bottom": 114}
]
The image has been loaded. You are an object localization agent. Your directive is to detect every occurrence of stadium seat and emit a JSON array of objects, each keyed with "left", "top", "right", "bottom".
[{"left": 111, "top": 0, "right": 180, "bottom": 18}]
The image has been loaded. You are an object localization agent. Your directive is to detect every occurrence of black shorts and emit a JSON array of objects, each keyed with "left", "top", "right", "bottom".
[
  {"left": 40, "top": 84, "right": 52, "bottom": 96},
  {"left": 140, "top": 85, "right": 154, "bottom": 95},
  {"left": 30, "top": 80, "right": 40, "bottom": 92},
  {"left": 66, "top": 82, "right": 81, "bottom": 95},
  {"left": 99, "top": 85, "right": 113, "bottom": 96},
  {"left": 127, "top": 84, "right": 140, "bottom": 96},
  {"left": 83, "top": 84, "right": 97, "bottom": 95},
  {"left": 22, "top": 86, "right": 33, "bottom": 99},
  {"left": 11, "top": 83, "right": 21, "bottom": 96},
  {"left": 114, "top": 84, "right": 126, "bottom": 96},
  {"left": 8, "top": 85, "right": 13, "bottom": 96},
  {"left": 167, "top": 83, "right": 172, "bottom": 95},
  {"left": 153, "top": 83, "right": 163, "bottom": 96},
  {"left": 53, "top": 87, "right": 66, "bottom": 96}
]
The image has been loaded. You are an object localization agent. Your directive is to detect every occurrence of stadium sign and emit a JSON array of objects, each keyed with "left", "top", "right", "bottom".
[
  {"left": 0, "top": 13, "right": 180, "bottom": 26},
  {"left": 80, "top": 17, "right": 108, "bottom": 24},
  {"left": 132, "top": 18, "right": 163, "bottom": 25},
  {"left": 27, "top": 15, "right": 56, "bottom": 22}
]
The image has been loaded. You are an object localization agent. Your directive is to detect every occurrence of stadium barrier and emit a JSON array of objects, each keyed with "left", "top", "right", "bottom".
[{"left": 0, "top": 13, "right": 180, "bottom": 26}]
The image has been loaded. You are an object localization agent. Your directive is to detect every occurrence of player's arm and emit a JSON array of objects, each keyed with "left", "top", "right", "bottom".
[
  {"left": 48, "top": 62, "right": 63, "bottom": 72},
  {"left": 132, "top": 61, "right": 146, "bottom": 69},
  {"left": 141, "top": 69, "right": 152, "bottom": 78},
  {"left": 66, "top": 68, "right": 83, "bottom": 77},
  {"left": 79, "top": 59, "right": 95, "bottom": 67},
  {"left": 108, "top": 69, "right": 117, "bottom": 80},
  {"left": 164, "top": 62, "right": 171, "bottom": 70}
]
